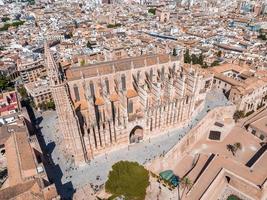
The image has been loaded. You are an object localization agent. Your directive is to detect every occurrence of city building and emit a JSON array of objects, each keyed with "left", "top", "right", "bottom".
[
  {"left": 0, "top": 91, "right": 19, "bottom": 125},
  {"left": 18, "top": 59, "right": 47, "bottom": 84},
  {"left": 0, "top": 119, "right": 59, "bottom": 200},
  {"left": 212, "top": 63, "right": 267, "bottom": 113},
  {"left": 24, "top": 79, "right": 52, "bottom": 107}
]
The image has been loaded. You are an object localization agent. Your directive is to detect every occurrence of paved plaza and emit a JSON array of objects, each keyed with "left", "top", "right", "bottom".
[{"left": 37, "top": 90, "right": 230, "bottom": 198}]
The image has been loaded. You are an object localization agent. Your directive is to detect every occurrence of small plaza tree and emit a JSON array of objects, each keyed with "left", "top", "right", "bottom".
[
  {"left": 179, "top": 176, "right": 192, "bottom": 200},
  {"left": 226, "top": 142, "right": 242, "bottom": 156},
  {"left": 105, "top": 161, "right": 149, "bottom": 200},
  {"left": 233, "top": 142, "right": 242, "bottom": 151},
  {"left": 233, "top": 110, "right": 245, "bottom": 122},
  {"left": 226, "top": 144, "right": 236, "bottom": 156}
]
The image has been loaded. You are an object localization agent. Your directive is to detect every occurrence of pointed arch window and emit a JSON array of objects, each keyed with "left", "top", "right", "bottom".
[
  {"left": 89, "top": 81, "right": 95, "bottom": 97},
  {"left": 121, "top": 74, "right": 126, "bottom": 91},
  {"left": 137, "top": 71, "right": 141, "bottom": 82},
  {"left": 105, "top": 78, "right": 110, "bottom": 94},
  {"left": 150, "top": 68, "right": 153, "bottom": 81},
  {"left": 161, "top": 67, "right": 165, "bottom": 81},
  {"left": 128, "top": 99, "right": 133, "bottom": 113},
  {"left": 73, "top": 84, "right": 80, "bottom": 101}
]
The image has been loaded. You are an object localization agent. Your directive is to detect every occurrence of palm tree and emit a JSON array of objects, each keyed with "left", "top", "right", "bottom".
[
  {"left": 179, "top": 177, "right": 192, "bottom": 200},
  {"left": 234, "top": 142, "right": 242, "bottom": 150},
  {"left": 226, "top": 144, "right": 236, "bottom": 156},
  {"left": 177, "top": 183, "right": 181, "bottom": 200}
]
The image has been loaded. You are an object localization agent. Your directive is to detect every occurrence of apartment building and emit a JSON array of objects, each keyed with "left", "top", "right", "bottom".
[{"left": 17, "top": 59, "right": 47, "bottom": 84}]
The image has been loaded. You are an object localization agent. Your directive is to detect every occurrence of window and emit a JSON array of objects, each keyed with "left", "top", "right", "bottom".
[
  {"left": 161, "top": 67, "right": 165, "bottom": 81},
  {"left": 150, "top": 68, "right": 153, "bottom": 81},
  {"left": 121, "top": 74, "right": 126, "bottom": 90},
  {"left": 128, "top": 100, "right": 133, "bottom": 113},
  {"left": 73, "top": 84, "right": 80, "bottom": 101},
  {"left": 105, "top": 78, "right": 110, "bottom": 94},
  {"left": 137, "top": 71, "right": 140, "bottom": 82},
  {"left": 90, "top": 81, "right": 95, "bottom": 97}
]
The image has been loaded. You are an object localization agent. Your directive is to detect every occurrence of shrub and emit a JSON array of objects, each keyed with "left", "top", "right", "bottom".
[
  {"left": 227, "top": 194, "right": 241, "bottom": 200},
  {"left": 47, "top": 101, "right": 55, "bottom": 110},
  {"left": 245, "top": 110, "right": 254, "bottom": 117},
  {"left": 107, "top": 23, "right": 121, "bottom": 28},
  {"left": 148, "top": 8, "right": 156, "bottom": 15},
  {"left": 1, "top": 17, "right": 10, "bottom": 22},
  {"left": 0, "top": 20, "right": 25, "bottom": 31},
  {"left": 233, "top": 110, "right": 245, "bottom": 121},
  {"left": 259, "top": 134, "right": 265, "bottom": 140}
]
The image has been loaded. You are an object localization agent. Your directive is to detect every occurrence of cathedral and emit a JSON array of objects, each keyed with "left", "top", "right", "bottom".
[{"left": 45, "top": 43, "right": 213, "bottom": 165}]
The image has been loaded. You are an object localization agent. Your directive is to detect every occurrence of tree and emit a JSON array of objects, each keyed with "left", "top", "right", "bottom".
[
  {"left": 233, "top": 110, "right": 245, "bottom": 122},
  {"left": 234, "top": 142, "right": 242, "bottom": 151},
  {"left": 148, "top": 8, "right": 156, "bottom": 15},
  {"left": 202, "top": 62, "right": 208, "bottom": 69},
  {"left": 179, "top": 177, "right": 192, "bottom": 200},
  {"left": 173, "top": 48, "right": 177, "bottom": 56},
  {"left": 245, "top": 110, "right": 254, "bottom": 117},
  {"left": 227, "top": 194, "right": 242, "bottom": 200},
  {"left": 210, "top": 60, "right": 220, "bottom": 67},
  {"left": 191, "top": 54, "right": 198, "bottom": 65},
  {"left": 0, "top": 75, "right": 9, "bottom": 91},
  {"left": 217, "top": 50, "right": 222, "bottom": 57},
  {"left": 259, "top": 135, "right": 265, "bottom": 140},
  {"left": 258, "top": 34, "right": 267, "bottom": 40},
  {"left": 198, "top": 53, "right": 204, "bottom": 66},
  {"left": 47, "top": 101, "right": 55, "bottom": 110},
  {"left": 0, "top": 20, "right": 25, "bottom": 32},
  {"left": 1, "top": 17, "right": 10, "bottom": 22},
  {"left": 64, "top": 32, "right": 73, "bottom": 39},
  {"left": 17, "top": 86, "right": 28, "bottom": 99},
  {"left": 184, "top": 49, "right": 191, "bottom": 64},
  {"left": 226, "top": 144, "right": 236, "bottom": 156},
  {"left": 80, "top": 59, "right": 85, "bottom": 66},
  {"left": 86, "top": 41, "right": 92, "bottom": 49},
  {"left": 105, "top": 161, "right": 149, "bottom": 200},
  {"left": 107, "top": 23, "right": 121, "bottom": 28}
]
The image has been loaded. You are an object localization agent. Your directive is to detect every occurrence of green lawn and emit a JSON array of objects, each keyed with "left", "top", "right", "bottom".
[{"left": 105, "top": 161, "right": 149, "bottom": 200}]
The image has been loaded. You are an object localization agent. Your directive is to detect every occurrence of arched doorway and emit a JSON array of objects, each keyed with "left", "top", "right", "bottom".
[{"left": 129, "top": 126, "right": 143, "bottom": 144}]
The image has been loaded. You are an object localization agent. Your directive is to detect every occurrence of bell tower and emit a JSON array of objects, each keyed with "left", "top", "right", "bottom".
[{"left": 44, "top": 42, "right": 89, "bottom": 165}]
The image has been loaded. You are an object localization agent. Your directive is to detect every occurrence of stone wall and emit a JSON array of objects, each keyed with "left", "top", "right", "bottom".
[{"left": 146, "top": 105, "right": 236, "bottom": 173}]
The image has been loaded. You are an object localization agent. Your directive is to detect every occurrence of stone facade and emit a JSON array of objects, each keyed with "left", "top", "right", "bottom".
[
  {"left": 45, "top": 43, "right": 213, "bottom": 165},
  {"left": 24, "top": 79, "right": 53, "bottom": 107},
  {"left": 18, "top": 59, "right": 47, "bottom": 84}
]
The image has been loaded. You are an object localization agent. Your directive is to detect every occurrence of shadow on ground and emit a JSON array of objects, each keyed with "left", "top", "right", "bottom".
[
  {"left": 36, "top": 120, "right": 75, "bottom": 199},
  {"left": 21, "top": 102, "right": 75, "bottom": 199}
]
